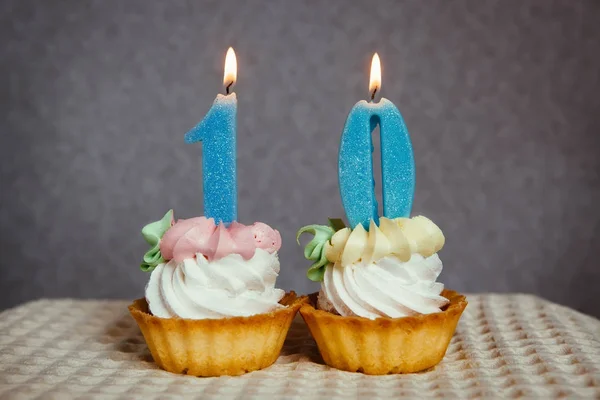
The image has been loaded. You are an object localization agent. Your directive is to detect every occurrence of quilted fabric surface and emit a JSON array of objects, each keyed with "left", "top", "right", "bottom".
[{"left": 0, "top": 294, "right": 599, "bottom": 399}]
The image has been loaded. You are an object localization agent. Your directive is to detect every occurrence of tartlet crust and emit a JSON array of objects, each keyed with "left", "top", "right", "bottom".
[
  {"left": 299, "top": 289, "right": 467, "bottom": 374},
  {"left": 129, "top": 291, "right": 308, "bottom": 376}
]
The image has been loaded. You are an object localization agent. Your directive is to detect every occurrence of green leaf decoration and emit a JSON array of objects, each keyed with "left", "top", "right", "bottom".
[
  {"left": 140, "top": 209, "right": 174, "bottom": 272},
  {"left": 307, "top": 263, "right": 327, "bottom": 282},
  {"left": 328, "top": 218, "right": 346, "bottom": 232},
  {"left": 296, "top": 224, "right": 335, "bottom": 282}
]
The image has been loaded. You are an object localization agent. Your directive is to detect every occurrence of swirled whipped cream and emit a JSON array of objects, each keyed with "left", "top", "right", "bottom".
[
  {"left": 318, "top": 253, "right": 448, "bottom": 319},
  {"left": 298, "top": 216, "right": 449, "bottom": 320},
  {"left": 146, "top": 249, "right": 285, "bottom": 319},
  {"left": 139, "top": 210, "right": 285, "bottom": 319}
]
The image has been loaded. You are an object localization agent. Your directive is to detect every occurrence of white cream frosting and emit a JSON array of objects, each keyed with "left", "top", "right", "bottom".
[
  {"left": 145, "top": 249, "right": 285, "bottom": 319},
  {"left": 319, "top": 253, "right": 449, "bottom": 320}
]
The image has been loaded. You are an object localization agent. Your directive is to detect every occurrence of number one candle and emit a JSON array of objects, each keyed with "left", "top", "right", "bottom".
[
  {"left": 184, "top": 47, "right": 238, "bottom": 224},
  {"left": 338, "top": 53, "right": 416, "bottom": 229}
]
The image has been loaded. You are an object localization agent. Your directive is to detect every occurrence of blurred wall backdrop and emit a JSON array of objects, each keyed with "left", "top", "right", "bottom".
[{"left": 1, "top": 0, "right": 599, "bottom": 316}]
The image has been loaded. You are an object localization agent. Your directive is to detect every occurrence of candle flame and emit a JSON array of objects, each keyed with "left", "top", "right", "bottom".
[
  {"left": 369, "top": 53, "right": 381, "bottom": 99},
  {"left": 223, "top": 47, "right": 237, "bottom": 89}
]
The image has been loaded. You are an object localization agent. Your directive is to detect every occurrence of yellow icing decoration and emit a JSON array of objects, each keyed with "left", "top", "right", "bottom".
[
  {"left": 363, "top": 220, "right": 391, "bottom": 264},
  {"left": 341, "top": 223, "right": 368, "bottom": 266},
  {"left": 323, "top": 215, "right": 445, "bottom": 267},
  {"left": 379, "top": 217, "right": 411, "bottom": 261},
  {"left": 412, "top": 215, "right": 445, "bottom": 256},
  {"left": 398, "top": 217, "right": 428, "bottom": 255},
  {"left": 324, "top": 227, "right": 351, "bottom": 263}
]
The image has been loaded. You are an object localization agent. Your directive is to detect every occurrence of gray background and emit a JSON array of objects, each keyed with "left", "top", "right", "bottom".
[{"left": 1, "top": 1, "right": 599, "bottom": 316}]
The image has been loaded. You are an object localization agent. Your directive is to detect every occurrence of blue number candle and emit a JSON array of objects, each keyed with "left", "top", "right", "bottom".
[
  {"left": 184, "top": 48, "right": 238, "bottom": 225},
  {"left": 338, "top": 54, "right": 415, "bottom": 229}
]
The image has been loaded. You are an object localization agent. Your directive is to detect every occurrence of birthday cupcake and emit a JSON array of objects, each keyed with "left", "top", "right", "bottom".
[
  {"left": 129, "top": 48, "right": 307, "bottom": 376},
  {"left": 297, "top": 217, "right": 466, "bottom": 374},
  {"left": 129, "top": 211, "right": 306, "bottom": 377},
  {"left": 296, "top": 53, "right": 466, "bottom": 375}
]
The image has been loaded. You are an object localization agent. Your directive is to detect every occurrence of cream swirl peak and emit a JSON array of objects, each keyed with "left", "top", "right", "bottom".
[
  {"left": 146, "top": 249, "right": 285, "bottom": 319},
  {"left": 140, "top": 210, "right": 281, "bottom": 271},
  {"left": 298, "top": 215, "right": 449, "bottom": 319},
  {"left": 139, "top": 211, "right": 285, "bottom": 320}
]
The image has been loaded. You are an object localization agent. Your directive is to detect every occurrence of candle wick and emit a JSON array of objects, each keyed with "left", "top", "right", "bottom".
[
  {"left": 370, "top": 87, "right": 378, "bottom": 101},
  {"left": 225, "top": 81, "right": 233, "bottom": 95}
]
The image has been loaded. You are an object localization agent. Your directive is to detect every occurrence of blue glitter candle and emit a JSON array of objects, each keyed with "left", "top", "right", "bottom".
[
  {"left": 338, "top": 54, "right": 415, "bottom": 229},
  {"left": 184, "top": 48, "right": 238, "bottom": 224}
]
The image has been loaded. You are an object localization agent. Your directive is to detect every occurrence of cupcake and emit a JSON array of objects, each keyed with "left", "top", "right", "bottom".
[
  {"left": 297, "top": 216, "right": 467, "bottom": 374},
  {"left": 129, "top": 210, "right": 307, "bottom": 376}
]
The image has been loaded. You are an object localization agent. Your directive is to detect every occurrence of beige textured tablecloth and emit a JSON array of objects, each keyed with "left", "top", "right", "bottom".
[{"left": 0, "top": 294, "right": 599, "bottom": 399}]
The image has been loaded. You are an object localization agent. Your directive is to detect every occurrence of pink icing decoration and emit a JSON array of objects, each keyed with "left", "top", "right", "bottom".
[
  {"left": 228, "top": 221, "right": 257, "bottom": 260},
  {"left": 160, "top": 217, "right": 216, "bottom": 262},
  {"left": 251, "top": 222, "right": 282, "bottom": 253},
  {"left": 160, "top": 215, "right": 281, "bottom": 262},
  {"left": 205, "top": 223, "right": 236, "bottom": 261}
]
